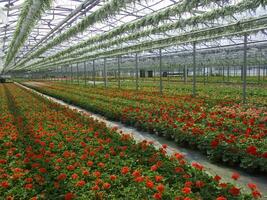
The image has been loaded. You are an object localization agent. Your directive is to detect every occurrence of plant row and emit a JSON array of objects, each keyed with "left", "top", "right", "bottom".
[
  {"left": 1, "top": 83, "right": 261, "bottom": 199},
  {"left": 23, "top": 82, "right": 267, "bottom": 173}
]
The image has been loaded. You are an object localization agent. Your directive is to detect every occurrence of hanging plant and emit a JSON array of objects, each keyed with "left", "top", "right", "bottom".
[
  {"left": 25, "top": 16, "right": 267, "bottom": 71},
  {"left": 4, "top": 0, "right": 52, "bottom": 68},
  {"left": 13, "top": 0, "right": 227, "bottom": 70},
  {"left": 23, "top": 0, "right": 267, "bottom": 69}
]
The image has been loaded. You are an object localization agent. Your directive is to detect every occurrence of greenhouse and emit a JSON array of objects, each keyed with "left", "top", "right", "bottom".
[{"left": 0, "top": 0, "right": 266, "bottom": 199}]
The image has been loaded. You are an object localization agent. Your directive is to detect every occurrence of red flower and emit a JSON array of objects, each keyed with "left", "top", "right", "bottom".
[
  {"left": 65, "top": 192, "right": 75, "bottom": 200},
  {"left": 174, "top": 153, "right": 184, "bottom": 160},
  {"left": 214, "top": 175, "right": 221, "bottom": 182},
  {"left": 25, "top": 177, "right": 33, "bottom": 183},
  {"left": 211, "top": 140, "right": 219, "bottom": 148},
  {"left": 57, "top": 173, "right": 67, "bottom": 181},
  {"left": 153, "top": 193, "right": 162, "bottom": 199},
  {"left": 195, "top": 180, "right": 205, "bottom": 188},
  {"left": 87, "top": 161, "right": 94, "bottom": 167},
  {"left": 262, "top": 152, "right": 267, "bottom": 158},
  {"left": 175, "top": 167, "right": 184, "bottom": 173},
  {"left": 82, "top": 170, "right": 90, "bottom": 176},
  {"left": 103, "top": 182, "right": 111, "bottom": 190},
  {"left": 216, "top": 196, "right": 227, "bottom": 200},
  {"left": 24, "top": 183, "right": 33, "bottom": 189},
  {"left": 39, "top": 168, "right": 47, "bottom": 173},
  {"left": 162, "top": 144, "right": 167, "bottom": 149},
  {"left": 185, "top": 181, "right": 192, "bottom": 187},
  {"left": 252, "top": 190, "right": 262, "bottom": 199},
  {"left": 132, "top": 170, "right": 141, "bottom": 177},
  {"left": 121, "top": 166, "right": 130, "bottom": 175},
  {"left": 76, "top": 180, "right": 86, "bottom": 187},
  {"left": 134, "top": 176, "right": 144, "bottom": 182},
  {"left": 231, "top": 172, "right": 240, "bottom": 180},
  {"left": 91, "top": 185, "right": 100, "bottom": 191},
  {"left": 229, "top": 186, "right": 240, "bottom": 196},
  {"left": 219, "top": 183, "right": 228, "bottom": 188},
  {"left": 71, "top": 173, "right": 79, "bottom": 179},
  {"left": 98, "top": 162, "right": 105, "bottom": 168},
  {"left": 246, "top": 146, "right": 257, "bottom": 155},
  {"left": 0, "top": 159, "right": 7, "bottom": 164},
  {"left": 191, "top": 162, "right": 204, "bottom": 170},
  {"left": 67, "top": 165, "right": 75, "bottom": 171},
  {"left": 151, "top": 165, "right": 158, "bottom": 171},
  {"left": 155, "top": 175, "right": 163, "bottom": 182},
  {"left": 110, "top": 175, "right": 117, "bottom": 181},
  {"left": 1, "top": 181, "right": 9, "bottom": 188},
  {"left": 182, "top": 187, "right": 191, "bottom": 194},
  {"left": 146, "top": 180, "right": 154, "bottom": 189},
  {"left": 247, "top": 183, "right": 257, "bottom": 190},
  {"left": 156, "top": 184, "right": 165, "bottom": 193},
  {"left": 93, "top": 171, "right": 101, "bottom": 178}
]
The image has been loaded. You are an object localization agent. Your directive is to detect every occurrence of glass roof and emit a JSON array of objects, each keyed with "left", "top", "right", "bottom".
[{"left": 0, "top": 0, "right": 266, "bottom": 73}]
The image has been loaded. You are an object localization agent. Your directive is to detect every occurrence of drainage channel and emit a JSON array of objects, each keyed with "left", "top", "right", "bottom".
[{"left": 16, "top": 82, "right": 267, "bottom": 198}]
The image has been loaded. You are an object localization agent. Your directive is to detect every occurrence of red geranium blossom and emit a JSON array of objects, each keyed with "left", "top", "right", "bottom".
[
  {"left": 103, "top": 182, "right": 111, "bottom": 190},
  {"left": 76, "top": 180, "right": 86, "bottom": 187},
  {"left": 182, "top": 187, "right": 191, "bottom": 194},
  {"left": 91, "top": 185, "right": 100, "bottom": 191},
  {"left": 252, "top": 190, "right": 262, "bottom": 199},
  {"left": 211, "top": 140, "right": 219, "bottom": 148},
  {"left": 214, "top": 175, "right": 221, "bottom": 182},
  {"left": 146, "top": 180, "right": 154, "bottom": 189},
  {"left": 135, "top": 176, "right": 145, "bottom": 182},
  {"left": 229, "top": 186, "right": 240, "bottom": 196},
  {"left": 156, "top": 184, "right": 165, "bottom": 193},
  {"left": 216, "top": 196, "right": 227, "bottom": 200},
  {"left": 247, "top": 183, "right": 257, "bottom": 190},
  {"left": 1, "top": 181, "right": 9, "bottom": 188},
  {"left": 57, "top": 173, "right": 67, "bottom": 181},
  {"left": 71, "top": 173, "right": 79, "bottom": 179},
  {"left": 191, "top": 162, "right": 204, "bottom": 170},
  {"left": 246, "top": 146, "right": 257, "bottom": 155},
  {"left": 151, "top": 165, "right": 158, "bottom": 171},
  {"left": 155, "top": 175, "right": 163, "bottom": 182},
  {"left": 110, "top": 175, "right": 117, "bottom": 181},
  {"left": 65, "top": 192, "right": 75, "bottom": 200},
  {"left": 153, "top": 193, "right": 162, "bottom": 199},
  {"left": 231, "top": 172, "right": 240, "bottom": 180},
  {"left": 24, "top": 183, "right": 33, "bottom": 189},
  {"left": 121, "top": 166, "right": 130, "bottom": 175}
]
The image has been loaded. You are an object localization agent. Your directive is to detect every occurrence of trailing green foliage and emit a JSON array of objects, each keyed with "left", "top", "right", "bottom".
[
  {"left": 26, "top": 0, "right": 267, "bottom": 69},
  {"left": 12, "top": 0, "right": 143, "bottom": 69},
  {"left": 27, "top": 16, "right": 267, "bottom": 71},
  {"left": 12, "top": 0, "right": 226, "bottom": 70},
  {"left": 4, "top": 0, "right": 52, "bottom": 67}
]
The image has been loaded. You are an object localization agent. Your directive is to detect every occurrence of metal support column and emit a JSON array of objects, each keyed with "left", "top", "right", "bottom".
[
  {"left": 77, "top": 63, "right": 79, "bottom": 85},
  {"left": 184, "top": 65, "right": 188, "bottom": 83},
  {"left": 135, "top": 53, "right": 139, "bottom": 90},
  {"left": 104, "top": 58, "right": 107, "bottom": 88},
  {"left": 159, "top": 48, "right": 163, "bottom": 94},
  {"left": 84, "top": 61, "right": 87, "bottom": 86},
  {"left": 93, "top": 60, "right": 96, "bottom": 87},
  {"left": 61, "top": 66, "right": 63, "bottom": 83},
  {"left": 118, "top": 56, "right": 121, "bottom": 89},
  {"left": 227, "top": 65, "right": 230, "bottom": 83},
  {"left": 71, "top": 64, "right": 73, "bottom": 84},
  {"left": 258, "top": 62, "right": 261, "bottom": 84},
  {"left": 242, "top": 34, "right": 248, "bottom": 104},
  {"left": 193, "top": 42, "right": 197, "bottom": 97}
]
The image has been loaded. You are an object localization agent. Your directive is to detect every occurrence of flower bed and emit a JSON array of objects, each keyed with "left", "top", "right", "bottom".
[
  {"left": 22, "top": 82, "right": 267, "bottom": 173},
  {"left": 0, "top": 83, "right": 261, "bottom": 199}
]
